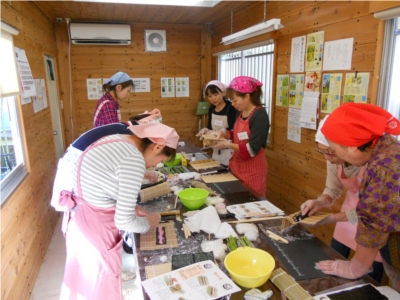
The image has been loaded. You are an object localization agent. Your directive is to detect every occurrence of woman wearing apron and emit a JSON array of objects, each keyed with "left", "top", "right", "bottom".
[
  {"left": 196, "top": 80, "right": 237, "bottom": 166},
  {"left": 211, "top": 76, "right": 269, "bottom": 197},
  {"left": 315, "top": 103, "right": 400, "bottom": 292},
  {"left": 93, "top": 71, "right": 134, "bottom": 127},
  {"left": 59, "top": 123, "right": 179, "bottom": 300},
  {"left": 300, "top": 116, "right": 383, "bottom": 282}
]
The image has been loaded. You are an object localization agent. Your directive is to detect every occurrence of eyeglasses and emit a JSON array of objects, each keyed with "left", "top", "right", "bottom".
[{"left": 315, "top": 146, "right": 335, "bottom": 156}]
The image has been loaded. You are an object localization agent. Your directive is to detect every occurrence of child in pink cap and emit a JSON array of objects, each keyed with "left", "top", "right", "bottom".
[{"left": 211, "top": 76, "right": 269, "bottom": 197}]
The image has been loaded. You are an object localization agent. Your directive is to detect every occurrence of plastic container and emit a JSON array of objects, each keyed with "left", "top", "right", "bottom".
[
  {"left": 178, "top": 188, "right": 209, "bottom": 210},
  {"left": 224, "top": 247, "right": 275, "bottom": 288},
  {"left": 163, "top": 153, "right": 182, "bottom": 167}
]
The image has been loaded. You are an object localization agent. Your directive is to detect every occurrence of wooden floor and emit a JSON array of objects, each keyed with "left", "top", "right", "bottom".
[{"left": 31, "top": 215, "right": 144, "bottom": 299}]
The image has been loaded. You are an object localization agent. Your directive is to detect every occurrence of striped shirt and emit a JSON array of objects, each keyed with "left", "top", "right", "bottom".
[{"left": 73, "top": 134, "right": 149, "bottom": 233}]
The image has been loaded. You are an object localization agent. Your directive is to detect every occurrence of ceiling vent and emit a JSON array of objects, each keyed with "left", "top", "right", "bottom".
[{"left": 69, "top": 23, "right": 131, "bottom": 45}]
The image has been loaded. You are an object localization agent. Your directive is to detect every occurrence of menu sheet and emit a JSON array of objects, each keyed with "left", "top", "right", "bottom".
[
  {"left": 142, "top": 260, "right": 240, "bottom": 300},
  {"left": 227, "top": 200, "right": 285, "bottom": 220},
  {"left": 276, "top": 75, "right": 289, "bottom": 107}
]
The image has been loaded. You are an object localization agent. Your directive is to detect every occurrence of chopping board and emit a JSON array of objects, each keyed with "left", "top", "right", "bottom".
[
  {"left": 201, "top": 173, "right": 238, "bottom": 183},
  {"left": 140, "top": 222, "right": 178, "bottom": 251}
]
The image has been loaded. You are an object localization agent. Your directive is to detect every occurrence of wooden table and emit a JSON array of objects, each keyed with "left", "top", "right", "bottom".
[{"left": 133, "top": 141, "right": 377, "bottom": 299}]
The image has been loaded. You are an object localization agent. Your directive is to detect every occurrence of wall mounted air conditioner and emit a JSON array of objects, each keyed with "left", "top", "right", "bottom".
[{"left": 69, "top": 23, "right": 131, "bottom": 45}]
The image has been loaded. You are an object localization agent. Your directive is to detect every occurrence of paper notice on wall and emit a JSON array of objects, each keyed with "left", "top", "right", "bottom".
[
  {"left": 343, "top": 72, "right": 370, "bottom": 103},
  {"left": 323, "top": 38, "right": 353, "bottom": 71},
  {"left": 176, "top": 77, "right": 189, "bottom": 97},
  {"left": 304, "top": 71, "right": 321, "bottom": 93},
  {"left": 161, "top": 77, "right": 175, "bottom": 98},
  {"left": 300, "top": 92, "right": 319, "bottom": 129},
  {"left": 305, "top": 31, "right": 324, "bottom": 72},
  {"left": 32, "top": 79, "right": 48, "bottom": 113},
  {"left": 87, "top": 78, "right": 103, "bottom": 100},
  {"left": 290, "top": 35, "right": 306, "bottom": 73},
  {"left": 132, "top": 78, "right": 150, "bottom": 92},
  {"left": 289, "top": 74, "right": 304, "bottom": 109},
  {"left": 276, "top": 75, "right": 289, "bottom": 107},
  {"left": 321, "top": 73, "right": 342, "bottom": 113},
  {"left": 142, "top": 260, "right": 240, "bottom": 300},
  {"left": 288, "top": 108, "right": 301, "bottom": 143},
  {"left": 14, "top": 47, "right": 36, "bottom": 99}
]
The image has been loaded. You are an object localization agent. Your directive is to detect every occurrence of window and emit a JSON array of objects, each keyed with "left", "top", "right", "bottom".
[
  {"left": 378, "top": 16, "right": 400, "bottom": 139},
  {"left": 218, "top": 43, "right": 274, "bottom": 123},
  {"left": 1, "top": 21, "right": 27, "bottom": 204}
]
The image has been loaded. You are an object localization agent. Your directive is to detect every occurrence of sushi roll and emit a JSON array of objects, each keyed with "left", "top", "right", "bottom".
[{"left": 197, "top": 275, "right": 209, "bottom": 286}]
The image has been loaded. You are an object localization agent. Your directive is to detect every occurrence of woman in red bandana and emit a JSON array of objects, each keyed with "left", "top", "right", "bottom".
[
  {"left": 211, "top": 76, "right": 269, "bottom": 197},
  {"left": 315, "top": 103, "right": 400, "bottom": 292}
]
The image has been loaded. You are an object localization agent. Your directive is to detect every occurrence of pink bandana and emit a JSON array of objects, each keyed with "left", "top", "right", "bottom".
[
  {"left": 204, "top": 80, "right": 227, "bottom": 97},
  {"left": 128, "top": 123, "right": 180, "bottom": 149},
  {"left": 228, "top": 76, "right": 263, "bottom": 93}
]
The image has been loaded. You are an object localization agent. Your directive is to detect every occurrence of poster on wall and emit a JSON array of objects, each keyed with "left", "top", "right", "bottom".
[
  {"left": 305, "top": 31, "right": 324, "bottom": 72},
  {"left": 304, "top": 71, "right": 321, "bottom": 93},
  {"left": 161, "top": 77, "right": 175, "bottom": 98},
  {"left": 87, "top": 78, "right": 103, "bottom": 100},
  {"left": 321, "top": 73, "right": 342, "bottom": 113},
  {"left": 288, "top": 108, "right": 301, "bottom": 143},
  {"left": 276, "top": 75, "right": 289, "bottom": 107},
  {"left": 300, "top": 92, "right": 319, "bottom": 130},
  {"left": 323, "top": 38, "right": 353, "bottom": 71},
  {"left": 132, "top": 78, "right": 151, "bottom": 92},
  {"left": 176, "top": 77, "right": 189, "bottom": 97},
  {"left": 32, "top": 79, "right": 48, "bottom": 113},
  {"left": 290, "top": 35, "right": 306, "bottom": 73},
  {"left": 289, "top": 74, "right": 304, "bottom": 109},
  {"left": 343, "top": 72, "right": 370, "bottom": 103},
  {"left": 14, "top": 47, "right": 36, "bottom": 101}
]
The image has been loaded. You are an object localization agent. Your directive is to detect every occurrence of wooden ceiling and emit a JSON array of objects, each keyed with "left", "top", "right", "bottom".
[{"left": 33, "top": 1, "right": 257, "bottom": 26}]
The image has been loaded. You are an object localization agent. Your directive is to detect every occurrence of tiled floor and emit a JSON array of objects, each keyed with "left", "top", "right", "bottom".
[{"left": 31, "top": 215, "right": 144, "bottom": 300}]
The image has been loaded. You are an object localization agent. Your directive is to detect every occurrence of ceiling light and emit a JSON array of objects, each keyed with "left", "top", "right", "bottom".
[
  {"left": 221, "top": 19, "right": 283, "bottom": 45},
  {"left": 73, "top": 0, "right": 220, "bottom": 7}
]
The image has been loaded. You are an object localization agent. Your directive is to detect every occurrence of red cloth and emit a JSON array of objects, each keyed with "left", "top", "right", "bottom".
[
  {"left": 321, "top": 103, "right": 400, "bottom": 147},
  {"left": 94, "top": 93, "right": 120, "bottom": 127}
]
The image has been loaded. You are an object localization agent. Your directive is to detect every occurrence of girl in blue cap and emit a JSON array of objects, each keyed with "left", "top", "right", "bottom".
[{"left": 93, "top": 71, "right": 134, "bottom": 127}]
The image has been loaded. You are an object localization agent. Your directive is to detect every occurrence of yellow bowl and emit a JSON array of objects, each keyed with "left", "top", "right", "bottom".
[{"left": 224, "top": 247, "right": 275, "bottom": 288}]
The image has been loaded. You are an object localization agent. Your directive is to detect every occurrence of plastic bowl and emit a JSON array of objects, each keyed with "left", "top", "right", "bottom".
[
  {"left": 163, "top": 153, "right": 182, "bottom": 167},
  {"left": 224, "top": 247, "right": 275, "bottom": 288},
  {"left": 178, "top": 188, "right": 209, "bottom": 210}
]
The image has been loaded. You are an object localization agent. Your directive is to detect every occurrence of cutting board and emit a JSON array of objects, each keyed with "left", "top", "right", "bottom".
[{"left": 201, "top": 173, "right": 238, "bottom": 183}]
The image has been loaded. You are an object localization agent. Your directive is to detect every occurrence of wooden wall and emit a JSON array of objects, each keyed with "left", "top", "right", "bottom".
[
  {"left": 1, "top": 2, "right": 60, "bottom": 299},
  {"left": 210, "top": 1, "right": 393, "bottom": 245},
  {"left": 55, "top": 22, "right": 210, "bottom": 145}
]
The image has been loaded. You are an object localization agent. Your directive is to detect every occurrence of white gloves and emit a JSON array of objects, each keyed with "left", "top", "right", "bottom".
[
  {"left": 210, "top": 128, "right": 227, "bottom": 139},
  {"left": 144, "top": 170, "right": 159, "bottom": 183},
  {"left": 315, "top": 257, "right": 371, "bottom": 279},
  {"left": 212, "top": 140, "right": 230, "bottom": 150},
  {"left": 300, "top": 195, "right": 332, "bottom": 216},
  {"left": 196, "top": 128, "right": 211, "bottom": 137}
]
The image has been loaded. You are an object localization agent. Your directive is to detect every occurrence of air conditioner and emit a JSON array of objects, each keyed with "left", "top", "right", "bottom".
[{"left": 69, "top": 23, "right": 131, "bottom": 45}]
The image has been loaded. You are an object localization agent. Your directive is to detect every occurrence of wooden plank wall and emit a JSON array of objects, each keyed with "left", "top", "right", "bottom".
[
  {"left": 210, "top": 1, "right": 389, "bottom": 245},
  {"left": 1, "top": 2, "right": 60, "bottom": 299},
  {"left": 55, "top": 22, "right": 209, "bottom": 146}
]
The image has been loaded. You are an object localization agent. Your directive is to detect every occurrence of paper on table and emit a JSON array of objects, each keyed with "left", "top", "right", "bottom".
[
  {"left": 300, "top": 92, "right": 319, "bottom": 130},
  {"left": 227, "top": 200, "right": 285, "bottom": 220},
  {"left": 314, "top": 283, "right": 397, "bottom": 300},
  {"left": 142, "top": 260, "right": 240, "bottom": 300}
]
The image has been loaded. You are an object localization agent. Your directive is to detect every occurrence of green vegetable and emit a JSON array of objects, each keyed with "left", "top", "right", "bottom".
[{"left": 227, "top": 236, "right": 237, "bottom": 252}]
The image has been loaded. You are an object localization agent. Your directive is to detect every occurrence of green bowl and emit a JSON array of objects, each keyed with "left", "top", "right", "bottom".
[
  {"left": 178, "top": 188, "right": 209, "bottom": 210},
  {"left": 163, "top": 153, "right": 182, "bottom": 167}
]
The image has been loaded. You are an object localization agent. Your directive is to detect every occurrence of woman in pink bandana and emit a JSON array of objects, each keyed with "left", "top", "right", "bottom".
[
  {"left": 212, "top": 76, "right": 269, "bottom": 197},
  {"left": 59, "top": 123, "right": 179, "bottom": 300}
]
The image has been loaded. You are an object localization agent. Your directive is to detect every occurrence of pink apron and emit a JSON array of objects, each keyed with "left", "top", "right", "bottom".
[
  {"left": 229, "top": 107, "right": 268, "bottom": 197},
  {"left": 333, "top": 165, "right": 382, "bottom": 262},
  {"left": 60, "top": 138, "right": 136, "bottom": 300}
]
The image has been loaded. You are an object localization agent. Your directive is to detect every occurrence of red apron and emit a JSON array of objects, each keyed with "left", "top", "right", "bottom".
[
  {"left": 60, "top": 138, "right": 136, "bottom": 300},
  {"left": 229, "top": 107, "right": 268, "bottom": 197},
  {"left": 333, "top": 165, "right": 382, "bottom": 262}
]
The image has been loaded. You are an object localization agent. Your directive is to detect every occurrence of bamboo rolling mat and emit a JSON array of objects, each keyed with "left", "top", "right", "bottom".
[
  {"left": 201, "top": 173, "right": 238, "bottom": 183},
  {"left": 284, "top": 211, "right": 332, "bottom": 227},
  {"left": 145, "top": 263, "right": 172, "bottom": 279},
  {"left": 270, "top": 268, "right": 313, "bottom": 300},
  {"left": 139, "top": 182, "right": 170, "bottom": 202},
  {"left": 189, "top": 159, "right": 221, "bottom": 170},
  {"left": 201, "top": 134, "right": 226, "bottom": 147},
  {"left": 140, "top": 222, "right": 178, "bottom": 251}
]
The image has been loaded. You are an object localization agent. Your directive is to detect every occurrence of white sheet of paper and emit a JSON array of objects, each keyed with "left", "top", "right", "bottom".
[
  {"left": 227, "top": 200, "right": 285, "bottom": 219},
  {"left": 323, "top": 38, "right": 353, "bottom": 71},
  {"left": 300, "top": 92, "right": 319, "bottom": 129},
  {"left": 288, "top": 108, "right": 301, "bottom": 143},
  {"left": 132, "top": 78, "right": 150, "bottom": 92},
  {"left": 238, "top": 132, "right": 248, "bottom": 140},
  {"left": 14, "top": 47, "right": 36, "bottom": 98},
  {"left": 290, "top": 35, "right": 306, "bottom": 73}
]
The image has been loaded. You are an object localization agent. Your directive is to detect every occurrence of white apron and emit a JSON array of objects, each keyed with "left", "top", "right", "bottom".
[{"left": 211, "top": 113, "right": 234, "bottom": 166}]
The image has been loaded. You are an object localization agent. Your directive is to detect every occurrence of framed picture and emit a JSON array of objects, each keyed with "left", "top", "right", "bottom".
[{"left": 144, "top": 29, "right": 167, "bottom": 52}]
